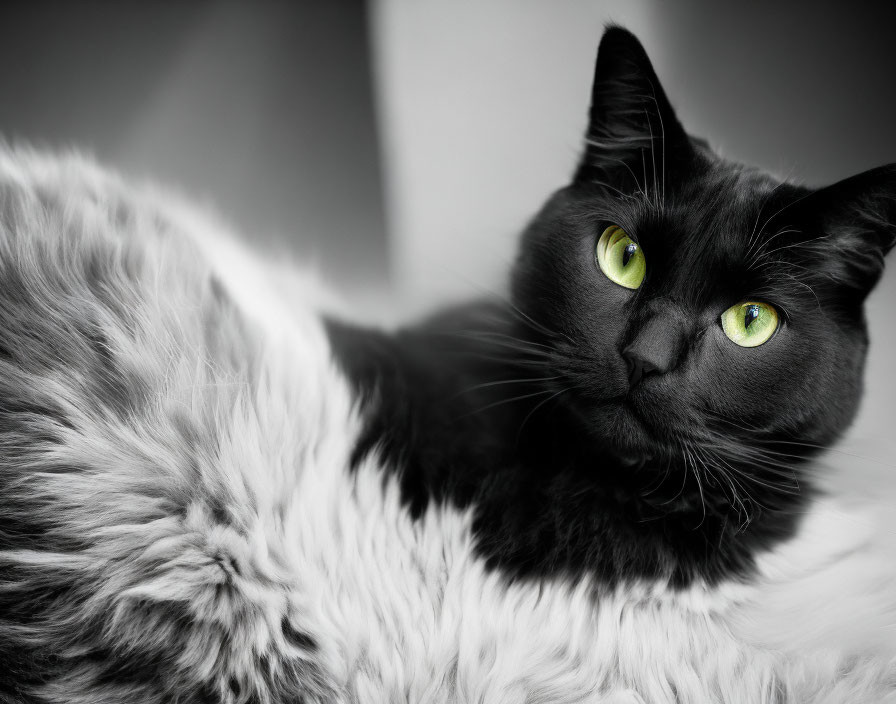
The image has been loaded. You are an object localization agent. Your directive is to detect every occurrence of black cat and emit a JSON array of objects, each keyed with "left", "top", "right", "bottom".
[{"left": 327, "top": 26, "right": 896, "bottom": 587}]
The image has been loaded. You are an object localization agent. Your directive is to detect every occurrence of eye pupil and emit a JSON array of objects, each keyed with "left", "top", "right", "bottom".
[
  {"left": 622, "top": 242, "right": 638, "bottom": 267},
  {"left": 744, "top": 304, "right": 760, "bottom": 329}
]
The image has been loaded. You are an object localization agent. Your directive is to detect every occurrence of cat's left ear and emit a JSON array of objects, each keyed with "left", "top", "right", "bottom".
[
  {"left": 575, "top": 26, "right": 692, "bottom": 186},
  {"left": 800, "top": 164, "right": 896, "bottom": 297}
]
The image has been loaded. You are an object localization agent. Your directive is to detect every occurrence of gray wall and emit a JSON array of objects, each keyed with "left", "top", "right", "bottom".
[{"left": 0, "top": 0, "right": 388, "bottom": 294}]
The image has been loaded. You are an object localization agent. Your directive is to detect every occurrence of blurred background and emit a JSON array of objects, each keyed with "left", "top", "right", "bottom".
[{"left": 0, "top": 1, "right": 894, "bottom": 459}]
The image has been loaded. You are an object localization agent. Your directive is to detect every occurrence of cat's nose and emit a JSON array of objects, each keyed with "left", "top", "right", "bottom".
[
  {"left": 623, "top": 352, "right": 659, "bottom": 387},
  {"left": 622, "top": 314, "right": 686, "bottom": 388}
]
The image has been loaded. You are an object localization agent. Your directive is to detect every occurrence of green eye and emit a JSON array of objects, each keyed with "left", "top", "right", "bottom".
[
  {"left": 721, "top": 301, "right": 779, "bottom": 347},
  {"left": 596, "top": 225, "right": 646, "bottom": 290}
]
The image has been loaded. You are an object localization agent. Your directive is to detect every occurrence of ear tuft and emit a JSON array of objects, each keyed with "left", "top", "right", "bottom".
[{"left": 576, "top": 26, "right": 691, "bottom": 187}]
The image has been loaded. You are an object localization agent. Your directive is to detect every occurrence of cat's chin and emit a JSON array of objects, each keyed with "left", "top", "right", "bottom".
[
  {"left": 578, "top": 397, "right": 670, "bottom": 466},
  {"left": 561, "top": 378, "right": 693, "bottom": 471}
]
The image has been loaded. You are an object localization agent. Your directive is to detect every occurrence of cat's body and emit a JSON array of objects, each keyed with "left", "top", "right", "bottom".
[{"left": 1, "top": 27, "right": 896, "bottom": 704}]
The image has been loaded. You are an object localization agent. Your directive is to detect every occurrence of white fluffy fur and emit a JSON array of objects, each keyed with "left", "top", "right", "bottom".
[{"left": 0, "top": 148, "right": 894, "bottom": 703}]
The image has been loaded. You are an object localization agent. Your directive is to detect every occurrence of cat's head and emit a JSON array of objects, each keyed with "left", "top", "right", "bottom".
[{"left": 512, "top": 27, "right": 896, "bottom": 517}]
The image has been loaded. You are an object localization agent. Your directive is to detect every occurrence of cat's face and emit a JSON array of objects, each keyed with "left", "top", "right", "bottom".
[{"left": 512, "top": 27, "right": 896, "bottom": 504}]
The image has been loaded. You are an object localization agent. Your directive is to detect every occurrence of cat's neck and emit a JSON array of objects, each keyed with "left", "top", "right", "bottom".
[{"left": 324, "top": 301, "right": 808, "bottom": 587}]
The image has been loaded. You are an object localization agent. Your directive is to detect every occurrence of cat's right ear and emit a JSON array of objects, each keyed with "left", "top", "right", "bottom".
[
  {"left": 574, "top": 27, "right": 692, "bottom": 187},
  {"left": 797, "top": 164, "right": 896, "bottom": 298}
]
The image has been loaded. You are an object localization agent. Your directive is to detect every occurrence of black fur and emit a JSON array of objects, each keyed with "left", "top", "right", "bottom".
[{"left": 326, "top": 26, "right": 896, "bottom": 587}]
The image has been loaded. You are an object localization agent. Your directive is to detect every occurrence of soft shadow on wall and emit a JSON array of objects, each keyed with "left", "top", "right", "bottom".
[{"left": 0, "top": 0, "right": 388, "bottom": 295}]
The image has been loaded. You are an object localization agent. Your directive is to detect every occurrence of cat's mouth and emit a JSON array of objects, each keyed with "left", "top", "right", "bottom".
[
  {"left": 556, "top": 364, "right": 694, "bottom": 464},
  {"left": 570, "top": 392, "right": 671, "bottom": 462},
  {"left": 573, "top": 381, "right": 697, "bottom": 468}
]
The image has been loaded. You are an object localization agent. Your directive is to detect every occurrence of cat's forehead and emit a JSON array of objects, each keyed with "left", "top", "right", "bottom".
[
  {"left": 643, "top": 166, "right": 783, "bottom": 246},
  {"left": 617, "top": 166, "right": 802, "bottom": 302}
]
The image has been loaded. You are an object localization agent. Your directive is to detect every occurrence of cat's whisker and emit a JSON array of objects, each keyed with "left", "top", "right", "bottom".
[
  {"left": 760, "top": 258, "right": 828, "bottom": 281},
  {"left": 641, "top": 460, "right": 673, "bottom": 498},
  {"left": 459, "top": 330, "right": 556, "bottom": 351},
  {"left": 462, "top": 353, "right": 550, "bottom": 369},
  {"left": 745, "top": 169, "right": 793, "bottom": 257},
  {"left": 747, "top": 228, "right": 805, "bottom": 267},
  {"left": 640, "top": 145, "right": 653, "bottom": 211},
  {"left": 642, "top": 106, "right": 659, "bottom": 211},
  {"left": 638, "top": 85, "right": 668, "bottom": 207},
  {"left": 427, "top": 339, "right": 556, "bottom": 369},
  {"left": 453, "top": 338, "right": 553, "bottom": 364},
  {"left": 711, "top": 451, "right": 771, "bottom": 507},
  {"left": 696, "top": 445, "right": 754, "bottom": 527},
  {"left": 455, "top": 375, "right": 561, "bottom": 397},
  {"left": 752, "top": 188, "right": 817, "bottom": 246},
  {"left": 682, "top": 414, "right": 807, "bottom": 503},
  {"left": 515, "top": 387, "right": 569, "bottom": 445},
  {"left": 683, "top": 443, "right": 708, "bottom": 528},
  {"left": 460, "top": 387, "right": 560, "bottom": 418},
  {"left": 698, "top": 425, "right": 805, "bottom": 467},
  {"left": 773, "top": 442, "right": 896, "bottom": 470},
  {"left": 697, "top": 442, "right": 792, "bottom": 526},
  {"left": 699, "top": 409, "right": 769, "bottom": 433},
  {"left": 750, "top": 233, "right": 831, "bottom": 269},
  {"left": 591, "top": 179, "right": 639, "bottom": 202},
  {"left": 587, "top": 147, "right": 649, "bottom": 201},
  {"left": 774, "top": 272, "right": 822, "bottom": 311},
  {"left": 462, "top": 316, "right": 566, "bottom": 347},
  {"left": 657, "top": 449, "right": 692, "bottom": 508},
  {"left": 699, "top": 414, "right": 874, "bottom": 471},
  {"left": 450, "top": 280, "right": 571, "bottom": 343},
  {"left": 745, "top": 177, "right": 795, "bottom": 257},
  {"left": 703, "top": 441, "right": 803, "bottom": 491}
]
